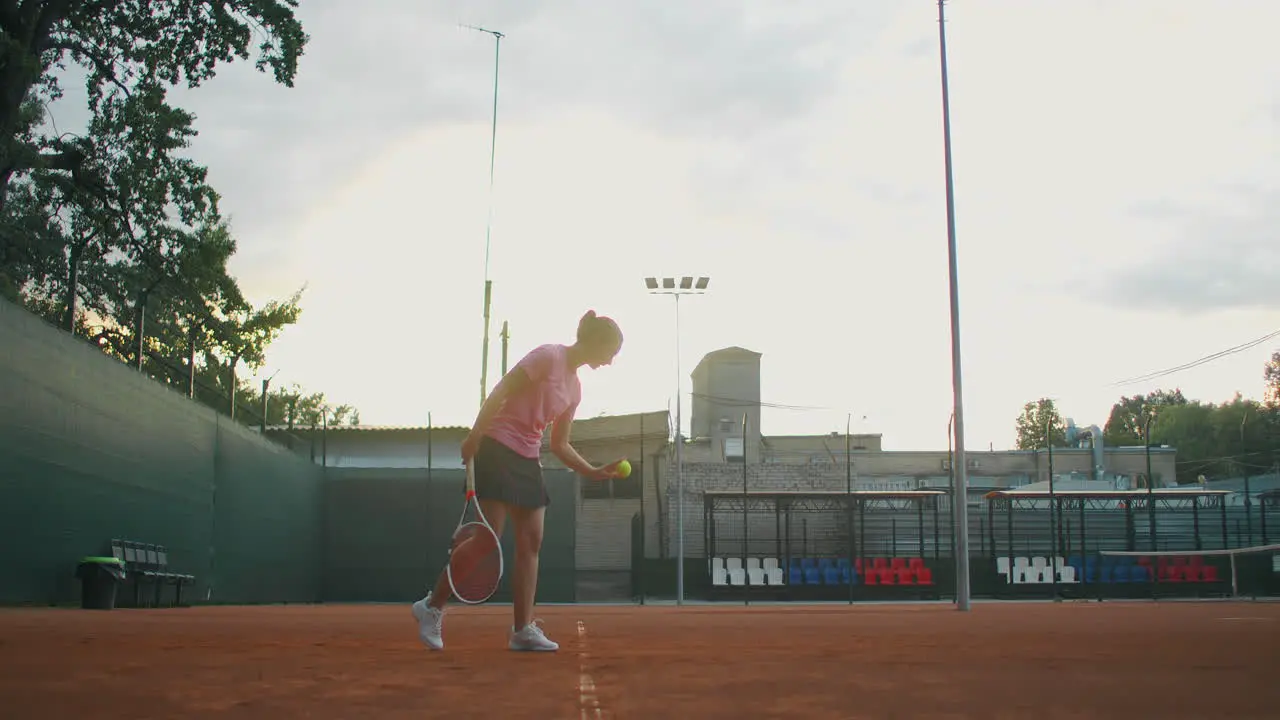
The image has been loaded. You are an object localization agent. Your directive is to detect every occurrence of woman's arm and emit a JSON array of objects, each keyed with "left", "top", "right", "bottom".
[{"left": 550, "top": 403, "right": 621, "bottom": 479}]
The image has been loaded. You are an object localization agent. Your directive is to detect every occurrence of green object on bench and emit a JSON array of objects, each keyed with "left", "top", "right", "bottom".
[{"left": 76, "top": 557, "right": 126, "bottom": 610}]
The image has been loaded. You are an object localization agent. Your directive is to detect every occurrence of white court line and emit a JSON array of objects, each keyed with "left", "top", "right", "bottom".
[{"left": 577, "top": 620, "right": 604, "bottom": 720}]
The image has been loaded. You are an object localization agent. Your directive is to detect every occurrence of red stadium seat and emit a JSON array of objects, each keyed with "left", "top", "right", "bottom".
[
  {"left": 890, "top": 558, "right": 906, "bottom": 570},
  {"left": 873, "top": 558, "right": 888, "bottom": 570},
  {"left": 908, "top": 557, "right": 924, "bottom": 569},
  {"left": 877, "top": 568, "right": 897, "bottom": 585},
  {"left": 916, "top": 567, "right": 935, "bottom": 585},
  {"left": 1200, "top": 565, "right": 1219, "bottom": 582},
  {"left": 1182, "top": 565, "right": 1201, "bottom": 582},
  {"left": 895, "top": 567, "right": 915, "bottom": 585}
]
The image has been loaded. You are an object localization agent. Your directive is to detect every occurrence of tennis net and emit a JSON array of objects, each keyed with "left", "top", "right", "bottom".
[{"left": 1099, "top": 543, "right": 1280, "bottom": 598}]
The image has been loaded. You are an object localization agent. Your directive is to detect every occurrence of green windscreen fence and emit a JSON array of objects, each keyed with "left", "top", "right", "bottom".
[
  {"left": 321, "top": 467, "right": 578, "bottom": 603},
  {"left": 0, "top": 298, "right": 322, "bottom": 606}
]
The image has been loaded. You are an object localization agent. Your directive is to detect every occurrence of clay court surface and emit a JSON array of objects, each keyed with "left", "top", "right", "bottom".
[{"left": 2, "top": 601, "right": 1278, "bottom": 719}]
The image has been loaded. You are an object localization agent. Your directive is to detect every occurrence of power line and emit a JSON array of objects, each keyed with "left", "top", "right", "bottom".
[{"left": 1111, "top": 327, "right": 1280, "bottom": 387}]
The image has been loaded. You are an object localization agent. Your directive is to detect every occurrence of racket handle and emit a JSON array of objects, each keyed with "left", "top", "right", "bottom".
[{"left": 465, "top": 461, "right": 476, "bottom": 497}]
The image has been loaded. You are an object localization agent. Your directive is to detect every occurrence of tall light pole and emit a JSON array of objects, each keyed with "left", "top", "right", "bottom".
[
  {"left": 1145, "top": 413, "right": 1156, "bottom": 550},
  {"left": 462, "top": 23, "right": 504, "bottom": 407},
  {"left": 1046, "top": 419, "right": 1059, "bottom": 601},
  {"left": 947, "top": 411, "right": 955, "bottom": 572},
  {"left": 645, "top": 275, "right": 710, "bottom": 606},
  {"left": 936, "top": 0, "right": 971, "bottom": 611},
  {"left": 1242, "top": 409, "right": 1252, "bottom": 545}
]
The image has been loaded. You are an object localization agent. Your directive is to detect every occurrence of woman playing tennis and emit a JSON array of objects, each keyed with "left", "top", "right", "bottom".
[{"left": 412, "top": 310, "right": 627, "bottom": 652}]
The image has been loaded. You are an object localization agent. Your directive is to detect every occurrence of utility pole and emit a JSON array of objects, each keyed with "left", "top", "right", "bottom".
[
  {"left": 462, "top": 23, "right": 505, "bottom": 407},
  {"left": 936, "top": 0, "right": 972, "bottom": 611}
]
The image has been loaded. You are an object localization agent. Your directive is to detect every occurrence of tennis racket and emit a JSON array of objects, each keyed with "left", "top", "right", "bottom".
[{"left": 445, "top": 460, "right": 503, "bottom": 604}]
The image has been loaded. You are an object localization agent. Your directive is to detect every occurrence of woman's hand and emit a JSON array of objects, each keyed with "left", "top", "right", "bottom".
[
  {"left": 460, "top": 432, "right": 482, "bottom": 464},
  {"left": 583, "top": 459, "right": 627, "bottom": 481}
]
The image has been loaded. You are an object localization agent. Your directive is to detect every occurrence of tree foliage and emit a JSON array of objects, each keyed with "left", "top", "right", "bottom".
[
  {"left": 1143, "top": 395, "right": 1279, "bottom": 485},
  {"left": 256, "top": 384, "right": 359, "bottom": 429},
  {"left": 0, "top": 0, "right": 306, "bottom": 212},
  {"left": 1102, "top": 388, "right": 1188, "bottom": 447},
  {"left": 0, "top": 2, "right": 358, "bottom": 428},
  {"left": 1084, "top": 353, "right": 1280, "bottom": 484},
  {"left": 1265, "top": 350, "right": 1280, "bottom": 406},
  {"left": 1015, "top": 398, "right": 1067, "bottom": 450}
]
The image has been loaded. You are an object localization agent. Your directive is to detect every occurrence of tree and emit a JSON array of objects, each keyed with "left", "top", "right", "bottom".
[
  {"left": 0, "top": 3, "right": 350, "bottom": 428},
  {"left": 0, "top": 1, "right": 307, "bottom": 214},
  {"left": 1102, "top": 388, "right": 1188, "bottom": 447},
  {"left": 1015, "top": 398, "right": 1067, "bottom": 450},
  {"left": 1265, "top": 350, "right": 1279, "bottom": 406},
  {"left": 1, "top": 1, "right": 306, "bottom": 319},
  {"left": 7, "top": 85, "right": 310, "bottom": 415},
  {"left": 254, "top": 384, "right": 359, "bottom": 429},
  {"left": 1139, "top": 396, "right": 1279, "bottom": 485}
]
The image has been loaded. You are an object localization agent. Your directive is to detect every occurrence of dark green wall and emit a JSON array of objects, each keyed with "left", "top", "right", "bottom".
[
  {"left": 322, "top": 467, "right": 578, "bottom": 603},
  {"left": 0, "top": 298, "right": 323, "bottom": 605}
]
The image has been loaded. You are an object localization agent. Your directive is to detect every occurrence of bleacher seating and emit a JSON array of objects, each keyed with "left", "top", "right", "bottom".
[
  {"left": 709, "top": 556, "right": 937, "bottom": 587},
  {"left": 993, "top": 554, "right": 1223, "bottom": 586}
]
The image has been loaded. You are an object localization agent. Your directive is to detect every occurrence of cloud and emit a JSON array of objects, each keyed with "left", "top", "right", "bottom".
[
  {"left": 152, "top": 0, "right": 890, "bottom": 244},
  {"left": 35, "top": 0, "right": 1280, "bottom": 450},
  {"left": 1099, "top": 187, "right": 1280, "bottom": 313}
]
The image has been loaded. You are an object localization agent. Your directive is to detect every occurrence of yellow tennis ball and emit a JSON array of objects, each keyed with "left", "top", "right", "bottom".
[{"left": 617, "top": 459, "right": 631, "bottom": 478}]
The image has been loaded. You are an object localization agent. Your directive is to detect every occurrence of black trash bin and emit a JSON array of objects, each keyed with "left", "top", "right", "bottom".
[{"left": 76, "top": 556, "right": 126, "bottom": 610}]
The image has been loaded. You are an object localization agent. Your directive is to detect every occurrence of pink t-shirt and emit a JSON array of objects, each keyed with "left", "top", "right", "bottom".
[{"left": 486, "top": 343, "right": 582, "bottom": 459}]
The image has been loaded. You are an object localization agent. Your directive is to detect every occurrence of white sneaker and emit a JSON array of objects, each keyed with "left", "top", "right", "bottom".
[
  {"left": 411, "top": 594, "right": 445, "bottom": 650},
  {"left": 509, "top": 619, "right": 559, "bottom": 652}
]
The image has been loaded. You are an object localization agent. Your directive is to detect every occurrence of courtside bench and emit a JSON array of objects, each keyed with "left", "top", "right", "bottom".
[{"left": 109, "top": 539, "right": 196, "bottom": 608}]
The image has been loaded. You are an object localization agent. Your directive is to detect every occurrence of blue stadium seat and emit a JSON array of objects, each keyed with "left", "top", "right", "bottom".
[
  {"left": 789, "top": 566, "right": 803, "bottom": 585},
  {"left": 801, "top": 558, "right": 817, "bottom": 570},
  {"left": 835, "top": 558, "right": 855, "bottom": 583},
  {"left": 804, "top": 566, "right": 820, "bottom": 584},
  {"left": 822, "top": 566, "right": 842, "bottom": 585}
]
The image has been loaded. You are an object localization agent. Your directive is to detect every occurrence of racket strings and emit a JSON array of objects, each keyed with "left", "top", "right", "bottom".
[{"left": 448, "top": 523, "right": 502, "bottom": 602}]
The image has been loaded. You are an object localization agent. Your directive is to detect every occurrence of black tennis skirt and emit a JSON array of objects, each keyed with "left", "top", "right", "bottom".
[{"left": 474, "top": 435, "right": 551, "bottom": 509}]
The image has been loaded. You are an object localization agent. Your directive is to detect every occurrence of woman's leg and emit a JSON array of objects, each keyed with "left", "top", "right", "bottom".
[
  {"left": 508, "top": 504, "right": 545, "bottom": 627},
  {"left": 413, "top": 499, "right": 507, "bottom": 651},
  {"left": 507, "top": 504, "right": 557, "bottom": 651}
]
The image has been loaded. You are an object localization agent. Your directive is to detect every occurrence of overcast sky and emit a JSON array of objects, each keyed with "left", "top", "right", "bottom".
[{"left": 70, "top": 0, "right": 1280, "bottom": 449}]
